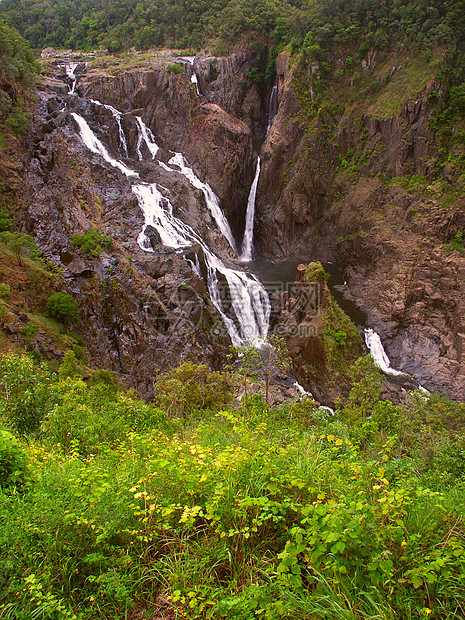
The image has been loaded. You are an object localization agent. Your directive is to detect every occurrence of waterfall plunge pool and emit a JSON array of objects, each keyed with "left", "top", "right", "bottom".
[{"left": 246, "top": 258, "right": 367, "bottom": 328}]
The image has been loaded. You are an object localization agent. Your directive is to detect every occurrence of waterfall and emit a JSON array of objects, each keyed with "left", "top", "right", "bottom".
[
  {"left": 191, "top": 73, "right": 200, "bottom": 95},
  {"left": 71, "top": 113, "right": 136, "bottom": 178},
  {"left": 179, "top": 56, "right": 200, "bottom": 95},
  {"left": 71, "top": 106, "right": 270, "bottom": 346},
  {"left": 159, "top": 153, "right": 238, "bottom": 253},
  {"left": 64, "top": 62, "right": 78, "bottom": 94},
  {"left": 266, "top": 84, "right": 278, "bottom": 134},
  {"left": 240, "top": 157, "right": 261, "bottom": 262},
  {"left": 135, "top": 116, "right": 159, "bottom": 160},
  {"left": 90, "top": 99, "right": 128, "bottom": 157},
  {"left": 364, "top": 328, "right": 405, "bottom": 377}
]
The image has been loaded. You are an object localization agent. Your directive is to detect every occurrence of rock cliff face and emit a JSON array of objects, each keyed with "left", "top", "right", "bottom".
[
  {"left": 21, "top": 54, "right": 266, "bottom": 398},
  {"left": 193, "top": 51, "right": 264, "bottom": 134},
  {"left": 17, "top": 48, "right": 465, "bottom": 403},
  {"left": 255, "top": 51, "right": 465, "bottom": 401}
]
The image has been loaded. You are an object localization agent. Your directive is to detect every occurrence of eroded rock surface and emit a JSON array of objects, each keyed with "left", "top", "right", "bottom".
[{"left": 255, "top": 51, "right": 465, "bottom": 400}]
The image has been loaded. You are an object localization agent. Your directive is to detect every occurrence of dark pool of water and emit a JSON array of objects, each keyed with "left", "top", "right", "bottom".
[{"left": 247, "top": 258, "right": 366, "bottom": 327}]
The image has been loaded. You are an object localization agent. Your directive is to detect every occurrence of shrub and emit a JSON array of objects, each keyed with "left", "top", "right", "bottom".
[
  {"left": 41, "top": 378, "right": 135, "bottom": 453},
  {"left": 0, "top": 428, "right": 29, "bottom": 490},
  {"left": 0, "top": 282, "right": 11, "bottom": 298},
  {"left": 154, "top": 362, "right": 234, "bottom": 418},
  {"left": 0, "top": 353, "right": 55, "bottom": 435},
  {"left": 19, "top": 322, "right": 38, "bottom": 343},
  {"left": 71, "top": 228, "right": 113, "bottom": 257},
  {"left": 167, "top": 63, "right": 184, "bottom": 75},
  {"left": 325, "top": 327, "right": 348, "bottom": 346},
  {"left": 58, "top": 350, "right": 82, "bottom": 380},
  {"left": 0, "top": 207, "right": 14, "bottom": 232},
  {"left": 451, "top": 231, "right": 464, "bottom": 251},
  {"left": 47, "top": 292, "right": 78, "bottom": 325},
  {"left": 0, "top": 301, "right": 7, "bottom": 325},
  {"left": 305, "top": 261, "right": 329, "bottom": 283}
]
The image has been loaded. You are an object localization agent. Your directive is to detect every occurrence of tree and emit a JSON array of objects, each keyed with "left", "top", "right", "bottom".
[
  {"left": 230, "top": 335, "right": 291, "bottom": 412},
  {"left": 0, "top": 231, "right": 40, "bottom": 265}
]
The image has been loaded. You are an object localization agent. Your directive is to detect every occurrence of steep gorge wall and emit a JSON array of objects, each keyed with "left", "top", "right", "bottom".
[{"left": 256, "top": 51, "right": 465, "bottom": 400}]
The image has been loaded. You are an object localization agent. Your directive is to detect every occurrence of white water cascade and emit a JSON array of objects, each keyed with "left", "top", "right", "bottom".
[
  {"left": 90, "top": 99, "right": 129, "bottom": 157},
  {"left": 135, "top": 116, "right": 159, "bottom": 160},
  {"left": 89, "top": 99, "right": 129, "bottom": 157},
  {"left": 267, "top": 84, "right": 278, "bottom": 134},
  {"left": 71, "top": 113, "right": 136, "bottom": 178},
  {"left": 159, "top": 153, "right": 238, "bottom": 253},
  {"left": 62, "top": 62, "right": 78, "bottom": 94},
  {"left": 71, "top": 104, "right": 270, "bottom": 346},
  {"left": 179, "top": 56, "right": 200, "bottom": 95},
  {"left": 364, "top": 328, "right": 406, "bottom": 377},
  {"left": 240, "top": 157, "right": 261, "bottom": 262}
]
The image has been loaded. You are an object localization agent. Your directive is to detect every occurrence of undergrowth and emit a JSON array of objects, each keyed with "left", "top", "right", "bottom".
[{"left": 0, "top": 352, "right": 464, "bottom": 619}]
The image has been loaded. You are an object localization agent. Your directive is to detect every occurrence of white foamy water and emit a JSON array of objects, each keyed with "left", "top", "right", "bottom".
[
  {"left": 90, "top": 99, "right": 128, "bottom": 157},
  {"left": 65, "top": 62, "right": 78, "bottom": 94},
  {"left": 240, "top": 157, "right": 261, "bottom": 261},
  {"left": 135, "top": 116, "right": 159, "bottom": 160},
  {"left": 71, "top": 113, "right": 137, "bottom": 178},
  {"left": 293, "top": 381, "right": 313, "bottom": 399},
  {"left": 160, "top": 153, "right": 237, "bottom": 253},
  {"left": 364, "top": 328, "right": 405, "bottom": 377}
]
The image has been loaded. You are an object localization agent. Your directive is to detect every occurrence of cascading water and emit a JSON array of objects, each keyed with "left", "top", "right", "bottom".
[
  {"left": 91, "top": 99, "right": 129, "bottom": 157},
  {"left": 240, "top": 157, "right": 261, "bottom": 262},
  {"left": 159, "top": 153, "right": 238, "bottom": 253},
  {"left": 266, "top": 84, "right": 278, "bottom": 134},
  {"left": 71, "top": 113, "right": 136, "bottom": 178},
  {"left": 135, "top": 116, "right": 159, "bottom": 160},
  {"left": 61, "top": 62, "right": 78, "bottom": 94},
  {"left": 364, "top": 328, "right": 406, "bottom": 377},
  {"left": 178, "top": 56, "right": 200, "bottom": 95},
  {"left": 66, "top": 64, "right": 270, "bottom": 346}
]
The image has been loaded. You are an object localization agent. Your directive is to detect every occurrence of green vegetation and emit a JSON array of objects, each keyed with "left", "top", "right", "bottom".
[
  {"left": 1, "top": 0, "right": 463, "bottom": 61},
  {"left": 0, "top": 232, "right": 42, "bottom": 266},
  {"left": 230, "top": 335, "right": 291, "bottom": 411},
  {"left": 47, "top": 292, "right": 79, "bottom": 326},
  {"left": 71, "top": 229, "right": 113, "bottom": 258},
  {"left": 166, "top": 63, "right": 185, "bottom": 75},
  {"left": 0, "top": 19, "right": 38, "bottom": 137},
  {"left": 0, "top": 351, "right": 464, "bottom": 619},
  {"left": 0, "top": 183, "right": 15, "bottom": 232}
]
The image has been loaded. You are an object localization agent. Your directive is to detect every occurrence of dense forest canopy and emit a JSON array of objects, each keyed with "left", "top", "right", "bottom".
[
  {"left": 0, "top": 19, "right": 38, "bottom": 136},
  {"left": 0, "top": 0, "right": 465, "bottom": 59}
]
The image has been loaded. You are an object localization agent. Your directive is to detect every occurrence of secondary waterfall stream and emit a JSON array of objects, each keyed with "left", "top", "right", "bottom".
[
  {"left": 240, "top": 157, "right": 261, "bottom": 262},
  {"left": 66, "top": 67, "right": 270, "bottom": 346}
]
